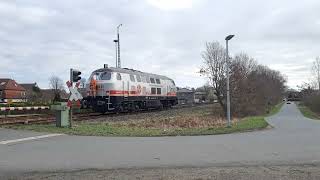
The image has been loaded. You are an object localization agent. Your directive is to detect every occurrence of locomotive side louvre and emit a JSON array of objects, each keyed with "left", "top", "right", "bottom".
[{"left": 85, "top": 67, "right": 178, "bottom": 113}]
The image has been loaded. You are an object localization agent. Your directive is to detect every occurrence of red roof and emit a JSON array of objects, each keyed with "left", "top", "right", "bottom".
[{"left": 0, "top": 79, "right": 26, "bottom": 91}]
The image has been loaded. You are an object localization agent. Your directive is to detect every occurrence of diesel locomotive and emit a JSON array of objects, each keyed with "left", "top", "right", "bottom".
[{"left": 85, "top": 65, "right": 178, "bottom": 113}]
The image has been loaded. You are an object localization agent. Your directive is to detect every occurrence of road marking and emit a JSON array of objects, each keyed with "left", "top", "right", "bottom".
[{"left": 0, "top": 134, "right": 64, "bottom": 145}]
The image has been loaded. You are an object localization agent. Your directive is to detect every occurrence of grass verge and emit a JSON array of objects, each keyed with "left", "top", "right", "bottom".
[
  {"left": 3, "top": 116, "right": 268, "bottom": 137},
  {"left": 297, "top": 104, "right": 320, "bottom": 120},
  {"left": 266, "top": 102, "right": 284, "bottom": 116}
]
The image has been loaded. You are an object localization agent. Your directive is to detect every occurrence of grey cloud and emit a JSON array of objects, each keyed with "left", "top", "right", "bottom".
[{"left": 0, "top": 0, "right": 319, "bottom": 89}]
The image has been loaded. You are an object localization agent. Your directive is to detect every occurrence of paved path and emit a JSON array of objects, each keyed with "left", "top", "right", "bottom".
[{"left": 0, "top": 103, "right": 320, "bottom": 174}]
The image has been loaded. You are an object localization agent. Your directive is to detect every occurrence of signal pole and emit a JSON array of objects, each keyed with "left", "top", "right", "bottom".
[
  {"left": 68, "top": 68, "right": 82, "bottom": 128},
  {"left": 113, "top": 39, "right": 118, "bottom": 67},
  {"left": 69, "top": 68, "right": 73, "bottom": 128}
]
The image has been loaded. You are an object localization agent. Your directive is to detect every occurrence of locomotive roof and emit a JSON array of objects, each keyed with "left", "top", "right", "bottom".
[{"left": 93, "top": 67, "right": 173, "bottom": 80}]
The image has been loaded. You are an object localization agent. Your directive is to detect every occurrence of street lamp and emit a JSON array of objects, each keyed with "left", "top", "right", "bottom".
[
  {"left": 116, "top": 24, "right": 122, "bottom": 68},
  {"left": 225, "top": 34, "right": 234, "bottom": 127}
]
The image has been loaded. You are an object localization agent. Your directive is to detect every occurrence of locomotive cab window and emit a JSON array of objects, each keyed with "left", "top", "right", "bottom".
[
  {"left": 156, "top": 79, "right": 161, "bottom": 84},
  {"left": 151, "top": 87, "right": 156, "bottom": 94},
  {"left": 141, "top": 76, "right": 146, "bottom": 83},
  {"left": 171, "top": 80, "right": 175, "bottom": 85},
  {"left": 100, "top": 72, "right": 111, "bottom": 80},
  {"left": 136, "top": 75, "right": 141, "bottom": 82},
  {"left": 157, "top": 88, "right": 161, "bottom": 94},
  {"left": 130, "top": 74, "right": 135, "bottom": 82},
  {"left": 146, "top": 77, "right": 150, "bottom": 83},
  {"left": 116, "top": 73, "right": 121, "bottom": 80},
  {"left": 150, "top": 78, "right": 155, "bottom": 84}
]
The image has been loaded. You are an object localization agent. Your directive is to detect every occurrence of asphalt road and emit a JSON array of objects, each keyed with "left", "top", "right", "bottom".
[{"left": 1, "top": 103, "right": 320, "bottom": 176}]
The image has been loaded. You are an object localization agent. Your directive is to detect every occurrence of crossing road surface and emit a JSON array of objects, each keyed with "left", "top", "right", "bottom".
[{"left": 0, "top": 103, "right": 320, "bottom": 177}]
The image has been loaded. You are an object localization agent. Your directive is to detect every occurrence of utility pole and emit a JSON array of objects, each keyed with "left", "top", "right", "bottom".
[
  {"left": 225, "top": 34, "right": 234, "bottom": 127},
  {"left": 117, "top": 24, "right": 122, "bottom": 68},
  {"left": 113, "top": 39, "right": 118, "bottom": 67}
]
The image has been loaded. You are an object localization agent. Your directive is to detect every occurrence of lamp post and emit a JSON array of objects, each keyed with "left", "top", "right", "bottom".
[
  {"left": 225, "top": 34, "right": 234, "bottom": 127},
  {"left": 116, "top": 24, "right": 122, "bottom": 68}
]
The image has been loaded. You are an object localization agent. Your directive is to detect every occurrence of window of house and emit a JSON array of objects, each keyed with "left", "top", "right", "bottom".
[
  {"left": 100, "top": 71, "right": 112, "bottom": 80},
  {"left": 130, "top": 74, "right": 135, "bottom": 82},
  {"left": 156, "top": 79, "right": 161, "bottom": 84},
  {"left": 150, "top": 78, "right": 155, "bottom": 84},
  {"left": 116, "top": 73, "right": 121, "bottom": 80},
  {"left": 136, "top": 75, "right": 141, "bottom": 82},
  {"left": 0, "top": 91, "right": 2, "bottom": 96},
  {"left": 151, "top": 87, "right": 156, "bottom": 94},
  {"left": 157, "top": 88, "right": 161, "bottom": 94}
]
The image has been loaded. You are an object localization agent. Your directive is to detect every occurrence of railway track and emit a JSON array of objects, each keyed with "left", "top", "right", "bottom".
[{"left": 0, "top": 103, "right": 211, "bottom": 126}]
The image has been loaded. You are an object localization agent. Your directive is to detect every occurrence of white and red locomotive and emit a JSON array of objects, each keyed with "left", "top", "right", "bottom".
[{"left": 85, "top": 66, "right": 178, "bottom": 113}]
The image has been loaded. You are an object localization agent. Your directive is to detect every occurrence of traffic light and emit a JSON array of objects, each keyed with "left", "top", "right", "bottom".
[{"left": 71, "top": 69, "right": 81, "bottom": 82}]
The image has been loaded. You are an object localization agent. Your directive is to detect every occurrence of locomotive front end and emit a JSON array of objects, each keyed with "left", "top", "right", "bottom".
[{"left": 86, "top": 69, "right": 118, "bottom": 113}]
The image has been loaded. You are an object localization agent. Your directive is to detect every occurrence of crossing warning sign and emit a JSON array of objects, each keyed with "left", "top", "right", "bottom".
[{"left": 66, "top": 81, "right": 83, "bottom": 107}]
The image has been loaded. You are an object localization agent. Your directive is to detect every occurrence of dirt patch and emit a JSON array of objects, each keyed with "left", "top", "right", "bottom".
[{"left": 5, "top": 165, "right": 320, "bottom": 180}]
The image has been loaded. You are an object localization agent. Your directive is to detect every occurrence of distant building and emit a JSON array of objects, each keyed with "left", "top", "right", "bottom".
[
  {"left": 20, "top": 83, "right": 41, "bottom": 102},
  {"left": 194, "top": 91, "right": 207, "bottom": 103},
  {"left": 0, "top": 78, "right": 26, "bottom": 103},
  {"left": 176, "top": 88, "right": 195, "bottom": 105}
]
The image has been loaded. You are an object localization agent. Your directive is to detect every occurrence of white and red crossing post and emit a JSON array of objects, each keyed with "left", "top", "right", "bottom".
[{"left": 66, "top": 68, "right": 83, "bottom": 128}]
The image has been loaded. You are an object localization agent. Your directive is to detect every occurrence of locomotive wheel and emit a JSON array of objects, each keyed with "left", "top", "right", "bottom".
[
  {"left": 134, "top": 104, "right": 140, "bottom": 112},
  {"left": 116, "top": 105, "right": 124, "bottom": 114},
  {"left": 159, "top": 104, "right": 164, "bottom": 110}
]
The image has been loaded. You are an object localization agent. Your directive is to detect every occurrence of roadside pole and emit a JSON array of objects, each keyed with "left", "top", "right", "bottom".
[
  {"left": 67, "top": 68, "right": 82, "bottom": 128},
  {"left": 225, "top": 34, "right": 235, "bottom": 127},
  {"left": 69, "top": 68, "right": 73, "bottom": 128}
]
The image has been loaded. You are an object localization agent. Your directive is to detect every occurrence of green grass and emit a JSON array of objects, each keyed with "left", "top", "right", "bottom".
[
  {"left": 4, "top": 116, "right": 268, "bottom": 137},
  {"left": 298, "top": 104, "right": 320, "bottom": 120},
  {"left": 3, "top": 103, "right": 278, "bottom": 137},
  {"left": 266, "top": 102, "right": 284, "bottom": 116}
]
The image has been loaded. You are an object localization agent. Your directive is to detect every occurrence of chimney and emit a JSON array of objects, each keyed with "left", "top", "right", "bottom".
[{"left": 104, "top": 64, "right": 108, "bottom": 68}]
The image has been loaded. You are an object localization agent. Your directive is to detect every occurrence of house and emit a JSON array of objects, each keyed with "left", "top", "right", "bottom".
[
  {"left": 0, "top": 78, "right": 26, "bottom": 103},
  {"left": 20, "top": 83, "right": 41, "bottom": 102},
  {"left": 20, "top": 83, "right": 69, "bottom": 103},
  {"left": 176, "top": 88, "right": 195, "bottom": 105}
]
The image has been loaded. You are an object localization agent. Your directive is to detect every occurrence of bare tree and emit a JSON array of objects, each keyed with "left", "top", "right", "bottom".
[
  {"left": 200, "top": 41, "right": 227, "bottom": 113},
  {"left": 312, "top": 56, "right": 320, "bottom": 90},
  {"left": 49, "top": 75, "right": 64, "bottom": 102},
  {"left": 200, "top": 42, "right": 286, "bottom": 117}
]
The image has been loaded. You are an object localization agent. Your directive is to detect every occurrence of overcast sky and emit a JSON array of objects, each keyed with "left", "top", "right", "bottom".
[{"left": 0, "top": 0, "right": 319, "bottom": 89}]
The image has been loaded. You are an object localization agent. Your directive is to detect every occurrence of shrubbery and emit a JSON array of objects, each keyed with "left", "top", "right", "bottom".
[
  {"left": 201, "top": 42, "right": 286, "bottom": 117},
  {"left": 302, "top": 92, "right": 320, "bottom": 114}
]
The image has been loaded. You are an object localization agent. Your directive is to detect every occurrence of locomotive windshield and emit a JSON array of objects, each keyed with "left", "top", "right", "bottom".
[
  {"left": 89, "top": 71, "right": 112, "bottom": 80},
  {"left": 100, "top": 71, "right": 112, "bottom": 80}
]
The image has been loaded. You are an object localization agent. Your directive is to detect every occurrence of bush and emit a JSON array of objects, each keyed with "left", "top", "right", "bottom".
[{"left": 302, "top": 92, "right": 320, "bottom": 114}]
